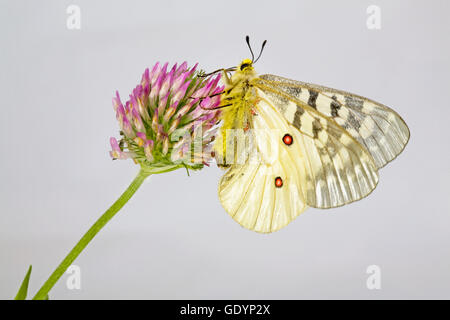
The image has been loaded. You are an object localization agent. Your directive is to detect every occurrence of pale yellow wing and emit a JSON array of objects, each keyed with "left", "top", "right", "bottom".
[
  {"left": 256, "top": 74, "right": 410, "bottom": 169},
  {"left": 257, "top": 87, "right": 378, "bottom": 209},
  {"left": 218, "top": 156, "right": 307, "bottom": 233},
  {"left": 218, "top": 87, "right": 379, "bottom": 232},
  {"left": 218, "top": 92, "right": 311, "bottom": 232}
]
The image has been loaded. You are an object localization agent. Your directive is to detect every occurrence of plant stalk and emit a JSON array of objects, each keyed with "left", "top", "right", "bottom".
[{"left": 32, "top": 169, "right": 151, "bottom": 300}]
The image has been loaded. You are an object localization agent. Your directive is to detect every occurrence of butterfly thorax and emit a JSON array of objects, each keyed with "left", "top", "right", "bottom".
[{"left": 214, "top": 59, "right": 260, "bottom": 165}]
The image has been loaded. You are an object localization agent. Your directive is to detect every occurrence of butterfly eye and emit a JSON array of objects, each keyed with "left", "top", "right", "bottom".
[
  {"left": 274, "top": 177, "right": 283, "bottom": 188},
  {"left": 282, "top": 134, "right": 293, "bottom": 146},
  {"left": 240, "top": 63, "right": 250, "bottom": 71}
]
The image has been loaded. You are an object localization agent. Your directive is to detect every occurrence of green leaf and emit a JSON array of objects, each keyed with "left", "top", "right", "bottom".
[{"left": 14, "top": 265, "right": 32, "bottom": 300}]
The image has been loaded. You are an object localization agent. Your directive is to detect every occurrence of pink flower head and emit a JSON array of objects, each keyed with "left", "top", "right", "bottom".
[{"left": 110, "top": 62, "right": 222, "bottom": 171}]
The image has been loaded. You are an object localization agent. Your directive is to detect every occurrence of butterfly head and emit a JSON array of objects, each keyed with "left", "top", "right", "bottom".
[
  {"left": 238, "top": 59, "right": 254, "bottom": 72},
  {"left": 239, "top": 36, "right": 267, "bottom": 73}
]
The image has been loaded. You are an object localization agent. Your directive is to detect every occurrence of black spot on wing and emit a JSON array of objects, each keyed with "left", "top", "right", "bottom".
[
  {"left": 284, "top": 86, "right": 302, "bottom": 97},
  {"left": 331, "top": 96, "right": 341, "bottom": 117},
  {"left": 293, "top": 105, "right": 304, "bottom": 129},
  {"left": 308, "top": 90, "right": 319, "bottom": 109},
  {"left": 347, "top": 113, "right": 361, "bottom": 131},
  {"left": 345, "top": 95, "right": 364, "bottom": 110},
  {"left": 312, "top": 118, "right": 322, "bottom": 138}
]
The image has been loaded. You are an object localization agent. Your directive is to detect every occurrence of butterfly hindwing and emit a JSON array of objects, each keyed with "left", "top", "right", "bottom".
[
  {"left": 218, "top": 93, "right": 309, "bottom": 232},
  {"left": 218, "top": 157, "right": 307, "bottom": 233}
]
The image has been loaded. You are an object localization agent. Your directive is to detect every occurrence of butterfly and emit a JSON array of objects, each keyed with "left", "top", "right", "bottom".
[{"left": 209, "top": 36, "right": 410, "bottom": 233}]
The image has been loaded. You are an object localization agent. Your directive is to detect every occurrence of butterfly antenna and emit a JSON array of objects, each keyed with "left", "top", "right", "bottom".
[
  {"left": 199, "top": 67, "right": 235, "bottom": 78},
  {"left": 245, "top": 35, "right": 255, "bottom": 62},
  {"left": 253, "top": 40, "right": 267, "bottom": 64}
]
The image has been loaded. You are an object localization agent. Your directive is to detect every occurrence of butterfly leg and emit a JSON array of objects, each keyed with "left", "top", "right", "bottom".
[{"left": 222, "top": 70, "right": 232, "bottom": 86}]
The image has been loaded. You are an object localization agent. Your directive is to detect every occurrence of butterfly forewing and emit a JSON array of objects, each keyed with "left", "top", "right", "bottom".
[{"left": 256, "top": 74, "right": 410, "bottom": 169}]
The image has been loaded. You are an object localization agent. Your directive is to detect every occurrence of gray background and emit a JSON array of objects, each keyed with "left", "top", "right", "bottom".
[{"left": 0, "top": 0, "right": 449, "bottom": 299}]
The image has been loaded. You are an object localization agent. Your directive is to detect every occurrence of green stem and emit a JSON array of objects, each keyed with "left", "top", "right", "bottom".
[{"left": 32, "top": 169, "right": 151, "bottom": 300}]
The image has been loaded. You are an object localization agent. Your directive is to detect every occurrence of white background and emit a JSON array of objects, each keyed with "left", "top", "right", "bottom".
[{"left": 0, "top": 0, "right": 449, "bottom": 299}]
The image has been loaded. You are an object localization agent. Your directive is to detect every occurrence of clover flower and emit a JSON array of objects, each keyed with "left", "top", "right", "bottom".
[{"left": 110, "top": 62, "right": 223, "bottom": 173}]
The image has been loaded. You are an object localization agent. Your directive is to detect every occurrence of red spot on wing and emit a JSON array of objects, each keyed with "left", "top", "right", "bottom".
[
  {"left": 275, "top": 177, "right": 283, "bottom": 188},
  {"left": 282, "top": 134, "right": 293, "bottom": 146}
]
